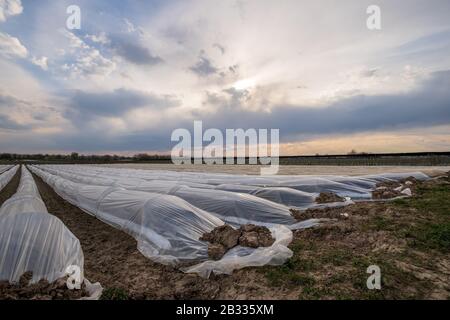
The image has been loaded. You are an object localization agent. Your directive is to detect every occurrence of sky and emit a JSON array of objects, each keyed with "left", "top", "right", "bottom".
[{"left": 0, "top": 0, "right": 450, "bottom": 155}]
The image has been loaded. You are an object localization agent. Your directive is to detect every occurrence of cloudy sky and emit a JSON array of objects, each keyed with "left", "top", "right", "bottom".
[{"left": 1, "top": 0, "right": 450, "bottom": 155}]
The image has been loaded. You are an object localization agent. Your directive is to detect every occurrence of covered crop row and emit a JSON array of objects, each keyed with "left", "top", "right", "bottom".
[
  {"left": 0, "top": 166, "right": 83, "bottom": 283},
  {"left": 36, "top": 164, "right": 428, "bottom": 203},
  {"left": 29, "top": 166, "right": 294, "bottom": 277},
  {"left": 0, "top": 165, "right": 18, "bottom": 192},
  {"left": 0, "top": 165, "right": 13, "bottom": 175},
  {"left": 34, "top": 165, "right": 314, "bottom": 227}
]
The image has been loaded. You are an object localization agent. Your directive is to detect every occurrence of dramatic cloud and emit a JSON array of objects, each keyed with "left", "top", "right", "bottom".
[
  {"left": 39, "top": 70, "right": 450, "bottom": 153},
  {"left": 213, "top": 43, "right": 225, "bottom": 55},
  {"left": 0, "top": 93, "right": 43, "bottom": 130},
  {"left": 31, "top": 56, "right": 48, "bottom": 70},
  {"left": 190, "top": 55, "right": 219, "bottom": 77},
  {"left": 61, "top": 31, "right": 116, "bottom": 78},
  {"left": 0, "top": 32, "right": 27, "bottom": 58},
  {"left": 85, "top": 32, "right": 110, "bottom": 45},
  {"left": 65, "top": 88, "right": 179, "bottom": 123},
  {"left": 0, "top": 0, "right": 22, "bottom": 22},
  {"left": 200, "top": 70, "right": 450, "bottom": 141},
  {"left": 110, "top": 36, "right": 163, "bottom": 66},
  {"left": 0, "top": 114, "right": 25, "bottom": 129},
  {"left": 1, "top": 0, "right": 450, "bottom": 154}
]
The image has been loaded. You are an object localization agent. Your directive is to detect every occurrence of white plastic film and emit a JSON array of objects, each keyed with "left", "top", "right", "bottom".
[{"left": 0, "top": 166, "right": 84, "bottom": 284}]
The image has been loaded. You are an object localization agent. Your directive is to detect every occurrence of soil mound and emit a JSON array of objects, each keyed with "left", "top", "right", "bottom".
[
  {"left": 316, "top": 192, "right": 345, "bottom": 203},
  {"left": 201, "top": 224, "right": 275, "bottom": 260},
  {"left": 372, "top": 177, "right": 419, "bottom": 200},
  {"left": 0, "top": 272, "right": 89, "bottom": 300}
]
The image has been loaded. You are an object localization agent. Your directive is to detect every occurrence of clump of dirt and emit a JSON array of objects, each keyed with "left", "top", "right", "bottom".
[
  {"left": 201, "top": 224, "right": 275, "bottom": 260},
  {"left": 290, "top": 207, "right": 348, "bottom": 220},
  {"left": 372, "top": 188, "right": 403, "bottom": 200},
  {"left": 437, "top": 171, "right": 450, "bottom": 183},
  {"left": 315, "top": 192, "right": 345, "bottom": 203},
  {"left": 207, "top": 243, "right": 228, "bottom": 260},
  {"left": 200, "top": 225, "right": 241, "bottom": 249},
  {"left": 239, "top": 224, "right": 275, "bottom": 248},
  {"left": 372, "top": 177, "right": 420, "bottom": 200},
  {"left": 0, "top": 271, "right": 89, "bottom": 300}
]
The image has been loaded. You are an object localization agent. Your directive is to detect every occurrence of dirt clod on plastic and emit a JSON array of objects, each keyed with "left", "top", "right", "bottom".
[
  {"left": 200, "top": 224, "right": 240, "bottom": 249},
  {"left": 315, "top": 192, "right": 345, "bottom": 203},
  {"left": 239, "top": 224, "right": 274, "bottom": 248},
  {"left": 201, "top": 224, "right": 275, "bottom": 260},
  {"left": 372, "top": 177, "right": 419, "bottom": 200},
  {"left": 0, "top": 272, "right": 89, "bottom": 300},
  {"left": 207, "top": 243, "right": 228, "bottom": 260}
]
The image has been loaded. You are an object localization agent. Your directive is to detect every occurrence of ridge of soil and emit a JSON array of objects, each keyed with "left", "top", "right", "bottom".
[{"left": 0, "top": 272, "right": 90, "bottom": 300}]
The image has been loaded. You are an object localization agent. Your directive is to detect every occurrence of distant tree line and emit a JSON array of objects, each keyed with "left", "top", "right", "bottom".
[
  {"left": 1, "top": 151, "right": 449, "bottom": 166},
  {"left": 0, "top": 152, "right": 171, "bottom": 162}
]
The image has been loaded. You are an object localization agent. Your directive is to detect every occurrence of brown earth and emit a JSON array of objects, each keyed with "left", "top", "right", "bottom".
[
  {"left": 0, "top": 170, "right": 448, "bottom": 299},
  {"left": 201, "top": 224, "right": 275, "bottom": 260},
  {"left": 371, "top": 176, "right": 419, "bottom": 200},
  {"left": 0, "top": 272, "right": 89, "bottom": 300},
  {"left": 316, "top": 192, "right": 345, "bottom": 204}
]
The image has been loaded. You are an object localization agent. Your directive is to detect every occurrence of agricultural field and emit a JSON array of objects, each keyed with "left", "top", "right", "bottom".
[
  {"left": 97, "top": 163, "right": 450, "bottom": 176},
  {"left": 0, "top": 164, "right": 449, "bottom": 300}
]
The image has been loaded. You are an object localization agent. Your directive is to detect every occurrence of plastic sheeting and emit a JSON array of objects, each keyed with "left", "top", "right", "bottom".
[
  {"left": 27, "top": 164, "right": 431, "bottom": 278},
  {"left": 39, "top": 165, "right": 319, "bottom": 209},
  {"left": 0, "top": 165, "right": 13, "bottom": 175},
  {"left": 34, "top": 165, "right": 298, "bottom": 226},
  {"left": 35, "top": 164, "right": 428, "bottom": 207},
  {"left": 0, "top": 165, "right": 18, "bottom": 192},
  {"left": 182, "top": 225, "right": 293, "bottom": 278},
  {"left": 29, "top": 166, "right": 298, "bottom": 277},
  {"left": 0, "top": 166, "right": 84, "bottom": 284},
  {"left": 30, "top": 165, "right": 224, "bottom": 264}
]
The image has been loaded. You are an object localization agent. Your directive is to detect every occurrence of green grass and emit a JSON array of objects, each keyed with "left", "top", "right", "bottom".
[
  {"left": 392, "top": 184, "right": 450, "bottom": 252},
  {"left": 261, "top": 181, "right": 450, "bottom": 299},
  {"left": 370, "top": 216, "right": 392, "bottom": 231},
  {"left": 319, "top": 248, "right": 354, "bottom": 266},
  {"left": 100, "top": 287, "right": 129, "bottom": 300}
]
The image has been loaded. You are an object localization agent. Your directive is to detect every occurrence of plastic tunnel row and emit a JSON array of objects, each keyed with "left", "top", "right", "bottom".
[
  {"left": 0, "top": 165, "right": 19, "bottom": 192},
  {"left": 0, "top": 165, "right": 13, "bottom": 175},
  {"left": 0, "top": 166, "right": 101, "bottom": 298},
  {"left": 1, "top": 164, "right": 432, "bottom": 287},
  {"left": 34, "top": 165, "right": 311, "bottom": 227},
  {"left": 35, "top": 165, "right": 428, "bottom": 209},
  {"left": 29, "top": 165, "right": 296, "bottom": 278},
  {"left": 29, "top": 165, "right": 430, "bottom": 276}
]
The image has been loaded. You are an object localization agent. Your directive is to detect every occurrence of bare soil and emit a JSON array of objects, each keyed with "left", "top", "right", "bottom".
[
  {"left": 0, "top": 272, "right": 89, "bottom": 300},
  {"left": 315, "top": 192, "right": 345, "bottom": 204},
  {"left": 201, "top": 224, "right": 275, "bottom": 260},
  {"left": 97, "top": 164, "right": 450, "bottom": 176}
]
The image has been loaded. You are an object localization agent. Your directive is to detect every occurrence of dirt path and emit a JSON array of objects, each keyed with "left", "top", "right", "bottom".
[{"left": 0, "top": 166, "right": 21, "bottom": 207}]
